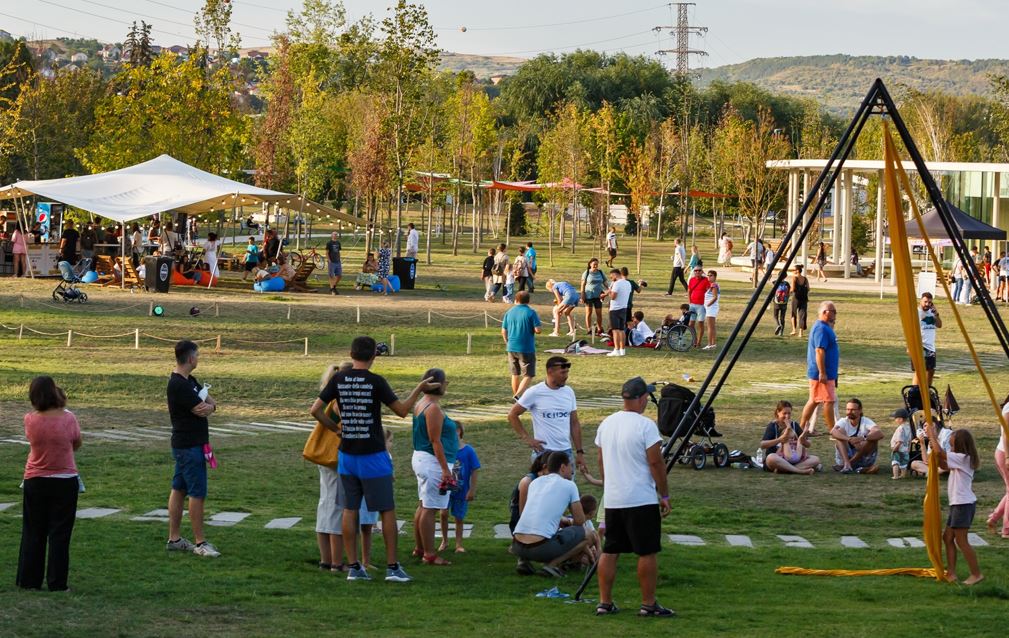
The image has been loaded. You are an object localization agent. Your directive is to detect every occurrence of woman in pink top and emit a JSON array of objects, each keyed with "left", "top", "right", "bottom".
[
  {"left": 986, "top": 402, "right": 1009, "bottom": 538},
  {"left": 11, "top": 221, "right": 28, "bottom": 277},
  {"left": 17, "top": 376, "right": 82, "bottom": 591}
]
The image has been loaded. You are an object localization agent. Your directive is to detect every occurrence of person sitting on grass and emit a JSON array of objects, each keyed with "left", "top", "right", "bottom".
[
  {"left": 510, "top": 451, "right": 595, "bottom": 578},
  {"left": 628, "top": 311, "right": 655, "bottom": 346},
  {"left": 889, "top": 408, "right": 913, "bottom": 480},
  {"left": 910, "top": 420, "right": 953, "bottom": 477},
  {"left": 354, "top": 252, "right": 379, "bottom": 290},
  {"left": 830, "top": 397, "right": 883, "bottom": 474},
  {"left": 545, "top": 279, "right": 579, "bottom": 337},
  {"left": 760, "top": 400, "right": 821, "bottom": 474},
  {"left": 439, "top": 422, "right": 480, "bottom": 554}
]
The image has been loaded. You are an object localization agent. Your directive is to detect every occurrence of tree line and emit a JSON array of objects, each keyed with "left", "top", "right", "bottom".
[{"left": 3, "top": 0, "right": 1009, "bottom": 263}]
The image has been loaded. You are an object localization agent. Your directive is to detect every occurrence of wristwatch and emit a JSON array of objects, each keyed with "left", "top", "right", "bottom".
[{"left": 576, "top": 449, "right": 584, "bottom": 454}]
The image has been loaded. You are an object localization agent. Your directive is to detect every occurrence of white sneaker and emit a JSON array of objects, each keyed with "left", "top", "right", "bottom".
[
  {"left": 618, "top": 349, "right": 626, "bottom": 356},
  {"left": 548, "top": 332, "right": 560, "bottom": 337},
  {"left": 193, "top": 541, "right": 221, "bottom": 558},
  {"left": 606, "top": 350, "right": 619, "bottom": 356},
  {"left": 166, "top": 537, "right": 194, "bottom": 552}
]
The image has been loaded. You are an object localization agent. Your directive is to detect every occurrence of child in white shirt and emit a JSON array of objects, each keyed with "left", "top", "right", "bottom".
[
  {"left": 889, "top": 409, "right": 913, "bottom": 479},
  {"left": 927, "top": 423, "right": 983, "bottom": 585}
]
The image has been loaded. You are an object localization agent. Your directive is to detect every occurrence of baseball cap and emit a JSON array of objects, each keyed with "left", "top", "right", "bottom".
[
  {"left": 890, "top": 407, "right": 910, "bottom": 419},
  {"left": 621, "top": 376, "right": 655, "bottom": 400}
]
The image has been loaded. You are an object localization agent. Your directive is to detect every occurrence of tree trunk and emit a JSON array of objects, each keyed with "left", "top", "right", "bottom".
[
  {"left": 395, "top": 174, "right": 404, "bottom": 257},
  {"left": 636, "top": 211, "right": 643, "bottom": 274},
  {"left": 559, "top": 201, "right": 566, "bottom": 249},
  {"left": 451, "top": 181, "right": 460, "bottom": 256},
  {"left": 570, "top": 187, "right": 577, "bottom": 255},
  {"left": 548, "top": 211, "right": 554, "bottom": 267}
]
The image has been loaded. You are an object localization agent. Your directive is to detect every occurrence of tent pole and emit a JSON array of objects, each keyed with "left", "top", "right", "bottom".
[{"left": 14, "top": 195, "right": 36, "bottom": 279}]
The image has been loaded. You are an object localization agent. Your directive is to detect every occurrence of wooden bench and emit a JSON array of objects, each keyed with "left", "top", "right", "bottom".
[{"left": 288, "top": 261, "right": 317, "bottom": 292}]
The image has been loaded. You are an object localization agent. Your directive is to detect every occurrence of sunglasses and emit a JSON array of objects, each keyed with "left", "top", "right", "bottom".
[{"left": 548, "top": 363, "right": 572, "bottom": 370}]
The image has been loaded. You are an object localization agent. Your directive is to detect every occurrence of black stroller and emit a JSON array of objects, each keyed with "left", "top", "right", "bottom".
[
  {"left": 52, "top": 259, "right": 89, "bottom": 303},
  {"left": 656, "top": 383, "right": 728, "bottom": 470},
  {"left": 901, "top": 384, "right": 957, "bottom": 471}
]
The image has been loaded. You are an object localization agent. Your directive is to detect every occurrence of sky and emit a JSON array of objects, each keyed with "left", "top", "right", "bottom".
[{"left": 1, "top": 0, "right": 1006, "bottom": 67}]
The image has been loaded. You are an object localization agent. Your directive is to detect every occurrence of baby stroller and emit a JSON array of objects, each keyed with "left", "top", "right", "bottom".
[
  {"left": 656, "top": 383, "right": 727, "bottom": 470},
  {"left": 901, "top": 384, "right": 957, "bottom": 471},
  {"left": 52, "top": 260, "right": 89, "bottom": 303}
]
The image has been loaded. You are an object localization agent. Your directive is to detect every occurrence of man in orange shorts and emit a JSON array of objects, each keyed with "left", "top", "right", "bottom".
[{"left": 799, "top": 301, "right": 838, "bottom": 435}]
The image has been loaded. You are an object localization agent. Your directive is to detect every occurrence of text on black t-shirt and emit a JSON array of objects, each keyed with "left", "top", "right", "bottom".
[{"left": 319, "top": 369, "right": 398, "bottom": 455}]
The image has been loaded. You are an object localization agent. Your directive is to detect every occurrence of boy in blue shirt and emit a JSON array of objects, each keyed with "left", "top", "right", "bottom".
[{"left": 439, "top": 423, "right": 481, "bottom": 553}]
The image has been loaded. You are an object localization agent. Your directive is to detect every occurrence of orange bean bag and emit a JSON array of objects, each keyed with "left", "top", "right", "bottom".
[{"left": 171, "top": 271, "right": 218, "bottom": 287}]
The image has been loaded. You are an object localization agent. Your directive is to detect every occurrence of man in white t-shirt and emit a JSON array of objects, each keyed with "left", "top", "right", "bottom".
[
  {"left": 913, "top": 292, "right": 942, "bottom": 388},
  {"left": 405, "top": 223, "right": 419, "bottom": 259},
  {"left": 602, "top": 268, "right": 632, "bottom": 356},
  {"left": 510, "top": 451, "right": 593, "bottom": 576},
  {"left": 594, "top": 377, "right": 672, "bottom": 618},
  {"left": 508, "top": 356, "right": 586, "bottom": 474},
  {"left": 830, "top": 397, "right": 883, "bottom": 474}
]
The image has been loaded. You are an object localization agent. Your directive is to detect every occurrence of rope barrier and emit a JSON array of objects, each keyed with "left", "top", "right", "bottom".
[
  {"left": 20, "top": 297, "right": 150, "bottom": 314},
  {"left": 230, "top": 338, "right": 306, "bottom": 345},
  {"left": 22, "top": 327, "right": 71, "bottom": 336},
  {"left": 73, "top": 331, "right": 136, "bottom": 339}
]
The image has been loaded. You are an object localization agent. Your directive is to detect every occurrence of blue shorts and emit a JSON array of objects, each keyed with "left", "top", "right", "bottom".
[
  {"left": 329, "top": 261, "right": 342, "bottom": 277},
  {"left": 171, "top": 445, "right": 207, "bottom": 499},
  {"left": 449, "top": 495, "right": 469, "bottom": 520},
  {"left": 561, "top": 292, "right": 579, "bottom": 307},
  {"left": 339, "top": 450, "right": 395, "bottom": 512}
]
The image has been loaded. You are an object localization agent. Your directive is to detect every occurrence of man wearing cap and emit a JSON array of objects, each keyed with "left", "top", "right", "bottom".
[
  {"left": 508, "top": 356, "right": 587, "bottom": 475},
  {"left": 799, "top": 300, "right": 839, "bottom": 435},
  {"left": 830, "top": 397, "right": 882, "bottom": 474},
  {"left": 889, "top": 407, "right": 913, "bottom": 479},
  {"left": 687, "top": 266, "right": 711, "bottom": 348},
  {"left": 913, "top": 292, "right": 942, "bottom": 388},
  {"left": 593, "top": 377, "right": 673, "bottom": 618}
]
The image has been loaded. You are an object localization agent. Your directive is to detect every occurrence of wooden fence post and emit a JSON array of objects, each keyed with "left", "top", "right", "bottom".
[
  {"left": 466, "top": 333, "right": 472, "bottom": 354},
  {"left": 304, "top": 337, "right": 309, "bottom": 357},
  {"left": 66, "top": 330, "right": 73, "bottom": 347},
  {"left": 135, "top": 328, "right": 140, "bottom": 349}
]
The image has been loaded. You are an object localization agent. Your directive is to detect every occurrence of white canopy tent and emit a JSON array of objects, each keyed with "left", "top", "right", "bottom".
[{"left": 0, "top": 154, "right": 365, "bottom": 286}]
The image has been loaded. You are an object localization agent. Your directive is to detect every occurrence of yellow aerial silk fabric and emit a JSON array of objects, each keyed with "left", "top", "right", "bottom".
[{"left": 778, "top": 124, "right": 944, "bottom": 579}]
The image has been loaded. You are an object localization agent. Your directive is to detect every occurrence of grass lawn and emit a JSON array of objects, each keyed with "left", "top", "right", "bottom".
[{"left": 1, "top": 236, "right": 1008, "bottom": 637}]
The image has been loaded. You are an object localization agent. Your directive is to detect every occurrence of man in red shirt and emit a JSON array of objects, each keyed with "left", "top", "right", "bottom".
[{"left": 687, "top": 267, "right": 711, "bottom": 348}]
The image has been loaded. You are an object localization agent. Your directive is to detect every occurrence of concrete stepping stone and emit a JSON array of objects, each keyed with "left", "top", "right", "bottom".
[
  {"left": 1, "top": 438, "right": 29, "bottom": 445},
  {"left": 725, "top": 534, "right": 754, "bottom": 548},
  {"left": 968, "top": 533, "right": 988, "bottom": 547},
  {"left": 76, "top": 507, "right": 120, "bottom": 519},
  {"left": 777, "top": 535, "right": 813, "bottom": 548},
  {"left": 434, "top": 524, "right": 473, "bottom": 539},
  {"left": 840, "top": 536, "right": 868, "bottom": 548},
  {"left": 265, "top": 517, "right": 301, "bottom": 529},
  {"left": 208, "top": 512, "right": 251, "bottom": 527},
  {"left": 132, "top": 508, "right": 183, "bottom": 522},
  {"left": 493, "top": 524, "right": 512, "bottom": 539},
  {"left": 375, "top": 519, "right": 406, "bottom": 534},
  {"left": 668, "top": 534, "right": 706, "bottom": 546},
  {"left": 887, "top": 537, "right": 925, "bottom": 548},
  {"left": 0, "top": 502, "right": 15, "bottom": 512}
]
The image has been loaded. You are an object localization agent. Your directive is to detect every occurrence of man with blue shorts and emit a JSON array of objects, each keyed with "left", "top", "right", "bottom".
[
  {"left": 311, "top": 336, "right": 435, "bottom": 582},
  {"left": 326, "top": 231, "right": 342, "bottom": 295},
  {"left": 166, "top": 340, "right": 220, "bottom": 557},
  {"left": 502, "top": 290, "right": 542, "bottom": 400}
]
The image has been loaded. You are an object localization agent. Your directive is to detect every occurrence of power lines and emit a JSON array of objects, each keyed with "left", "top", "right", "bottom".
[{"left": 435, "top": 3, "right": 671, "bottom": 32}]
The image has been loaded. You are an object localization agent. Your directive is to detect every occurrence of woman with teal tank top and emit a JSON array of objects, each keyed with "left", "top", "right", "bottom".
[
  {"left": 410, "top": 368, "right": 459, "bottom": 566},
  {"left": 580, "top": 258, "right": 608, "bottom": 336}
]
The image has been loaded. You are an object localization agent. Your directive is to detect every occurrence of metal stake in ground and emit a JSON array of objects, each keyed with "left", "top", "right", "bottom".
[{"left": 574, "top": 559, "right": 598, "bottom": 601}]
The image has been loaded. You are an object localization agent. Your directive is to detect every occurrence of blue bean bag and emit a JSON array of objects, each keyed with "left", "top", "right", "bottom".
[
  {"left": 371, "top": 274, "right": 401, "bottom": 293},
  {"left": 253, "top": 277, "right": 287, "bottom": 293},
  {"left": 81, "top": 270, "right": 99, "bottom": 284}
]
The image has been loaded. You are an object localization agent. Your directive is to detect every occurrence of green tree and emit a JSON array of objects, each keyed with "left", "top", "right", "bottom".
[
  {"left": 445, "top": 78, "right": 495, "bottom": 254},
  {"left": 254, "top": 38, "right": 298, "bottom": 191},
  {"left": 619, "top": 134, "right": 658, "bottom": 273},
  {"left": 373, "top": 0, "right": 439, "bottom": 255},
  {"left": 194, "top": 0, "right": 241, "bottom": 65},
  {"left": 537, "top": 102, "right": 589, "bottom": 262},
  {"left": 78, "top": 51, "right": 247, "bottom": 175}
]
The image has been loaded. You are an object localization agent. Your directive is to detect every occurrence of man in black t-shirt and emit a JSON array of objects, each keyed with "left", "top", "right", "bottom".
[
  {"left": 58, "top": 221, "right": 79, "bottom": 265},
  {"left": 310, "top": 335, "right": 436, "bottom": 583},
  {"left": 325, "top": 231, "right": 343, "bottom": 294},
  {"left": 166, "top": 340, "right": 220, "bottom": 558}
]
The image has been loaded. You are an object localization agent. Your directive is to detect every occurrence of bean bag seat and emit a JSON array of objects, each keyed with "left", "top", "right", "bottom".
[
  {"left": 171, "top": 271, "right": 218, "bottom": 287},
  {"left": 81, "top": 270, "right": 99, "bottom": 284},
  {"left": 371, "top": 274, "right": 401, "bottom": 293},
  {"left": 254, "top": 277, "right": 287, "bottom": 293}
]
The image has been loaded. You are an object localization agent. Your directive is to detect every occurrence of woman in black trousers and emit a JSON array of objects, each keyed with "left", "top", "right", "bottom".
[{"left": 17, "top": 376, "right": 82, "bottom": 591}]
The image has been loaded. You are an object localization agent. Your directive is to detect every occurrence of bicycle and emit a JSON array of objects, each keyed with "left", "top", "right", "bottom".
[{"left": 289, "top": 246, "right": 326, "bottom": 271}]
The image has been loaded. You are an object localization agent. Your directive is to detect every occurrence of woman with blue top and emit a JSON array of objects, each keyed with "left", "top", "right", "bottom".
[
  {"left": 410, "top": 368, "right": 459, "bottom": 566},
  {"left": 545, "top": 279, "right": 579, "bottom": 337},
  {"left": 580, "top": 258, "right": 608, "bottom": 337}
]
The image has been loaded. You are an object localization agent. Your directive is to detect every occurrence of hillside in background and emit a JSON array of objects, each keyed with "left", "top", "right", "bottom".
[
  {"left": 438, "top": 52, "right": 525, "bottom": 79},
  {"left": 698, "top": 55, "right": 1009, "bottom": 113}
]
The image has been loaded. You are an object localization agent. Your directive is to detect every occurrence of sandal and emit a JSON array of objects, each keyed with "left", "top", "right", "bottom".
[
  {"left": 595, "top": 602, "right": 620, "bottom": 616},
  {"left": 330, "top": 563, "right": 347, "bottom": 573},
  {"left": 318, "top": 562, "right": 332, "bottom": 571},
  {"left": 411, "top": 548, "right": 424, "bottom": 558},
  {"left": 639, "top": 602, "right": 675, "bottom": 617},
  {"left": 422, "top": 554, "right": 452, "bottom": 566}
]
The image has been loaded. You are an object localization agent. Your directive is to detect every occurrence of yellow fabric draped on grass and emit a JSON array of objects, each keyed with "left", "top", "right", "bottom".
[{"left": 777, "top": 123, "right": 945, "bottom": 579}]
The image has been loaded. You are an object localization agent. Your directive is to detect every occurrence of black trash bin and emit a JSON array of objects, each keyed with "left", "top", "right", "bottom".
[
  {"left": 144, "top": 256, "right": 173, "bottom": 293},
  {"left": 392, "top": 257, "right": 417, "bottom": 290}
]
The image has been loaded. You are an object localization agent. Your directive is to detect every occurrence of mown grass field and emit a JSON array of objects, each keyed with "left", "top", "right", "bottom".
[{"left": 1, "top": 236, "right": 1008, "bottom": 637}]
